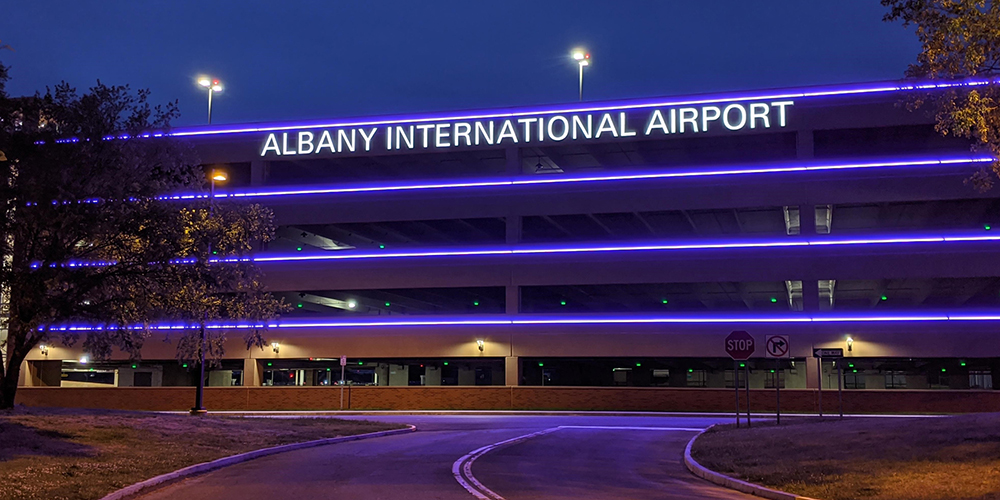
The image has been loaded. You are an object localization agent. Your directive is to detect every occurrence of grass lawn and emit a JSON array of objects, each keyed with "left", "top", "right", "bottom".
[
  {"left": 0, "top": 406, "right": 405, "bottom": 500},
  {"left": 691, "top": 413, "right": 1000, "bottom": 500}
]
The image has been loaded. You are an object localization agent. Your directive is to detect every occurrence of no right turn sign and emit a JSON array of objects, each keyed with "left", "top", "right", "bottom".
[{"left": 765, "top": 335, "right": 790, "bottom": 358}]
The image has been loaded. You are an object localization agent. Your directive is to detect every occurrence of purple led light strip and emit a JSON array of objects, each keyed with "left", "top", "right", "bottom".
[
  {"left": 35, "top": 231, "right": 1000, "bottom": 269},
  {"left": 164, "top": 156, "right": 992, "bottom": 201},
  {"left": 167, "top": 78, "right": 996, "bottom": 138},
  {"left": 38, "top": 312, "right": 1000, "bottom": 332}
]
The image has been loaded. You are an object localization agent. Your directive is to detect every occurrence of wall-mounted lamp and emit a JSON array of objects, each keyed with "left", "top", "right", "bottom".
[
  {"left": 39, "top": 344, "right": 49, "bottom": 356},
  {"left": 79, "top": 355, "right": 89, "bottom": 364},
  {"left": 271, "top": 342, "right": 280, "bottom": 354},
  {"left": 846, "top": 336, "right": 854, "bottom": 352},
  {"left": 476, "top": 339, "right": 485, "bottom": 352}
]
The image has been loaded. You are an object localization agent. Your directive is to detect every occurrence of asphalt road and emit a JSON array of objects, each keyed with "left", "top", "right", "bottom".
[{"left": 137, "top": 415, "right": 756, "bottom": 500}]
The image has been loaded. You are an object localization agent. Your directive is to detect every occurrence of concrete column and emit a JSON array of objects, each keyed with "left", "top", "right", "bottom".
[
  {"left": 243, "top": 358, "right": 262, "bottom": 386},
  {"left": 805, "top": 356, "right": 820, "bottom": 389},
  {"left": 505, "top": 356, "right": 520, "bottom": 386},
  {"left": 425, "top": 365, "right": 442, "bottom": 386},
  {"left": 505, "top": 286, "right": 520, "bottom": 314},
  {"left": 796, "top": 130, "right": 814, "bottom": 159},
  {"left": 250, "top": 160, "right": 269, "bottom": 186}
]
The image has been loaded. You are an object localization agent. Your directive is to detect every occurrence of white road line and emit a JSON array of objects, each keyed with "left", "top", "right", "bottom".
[
  {"left": 452, "top": 425, "right": 706, "bottom": 499},
  {"left": 557, "top": 425, "right": 706, "bottom": 431}
]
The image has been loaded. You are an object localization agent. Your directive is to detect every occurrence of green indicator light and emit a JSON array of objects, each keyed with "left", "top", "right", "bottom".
[
  {"left": 443, "top": 362, "right": 449, "bottom": 366},
  {"left": 986, "top": 224, "right": 992, "bottom": 230},
  {"left": 941, "top": 368, "right": 947, "bottom": 372},
  {"left": 770, "top": 297, "right": 777, "bottom": 303},
  {"left": 297, "top": 303, "right": 303, "bottom": 308},
  {"left": 661, "top": 299, "right": 668, "bottom": 304},
  {"left": 379, "top": 245, "right": 385, "bottom": 249},
  {"left": 538, "top": 362, "right": 544, "bottom": 367},
  {"left": 961, "top": 361, "right": 967, "bottom": 367},
  {"left": 848, "top": 363, "right": 854, "bottom": 368},
  {"left": 635, "top": 363, "right": 641, "bottom": 367},
  {"left": 358, "top": 361, "right": 363, "bottom": 365},
  {"left": 740, "top": 363, "right": 746, "bottom": 368},
  {"left": 853, "top": 369, "right": 858, "bottom": 373},
  {"left": 182, "top": 363, "right": 188, "bottom": 368},
  {"left": 560, "top": 301, "right": 567, "bottom": 306},
  {"left": 881, "top": 295, "right": 888, "bottom": 301},
  {"left": 131, "top": 364, "right": 137, "bottom": 369},
  {"left": 770, "top": 369, "right": 775, "bottom": 373},
  {"left": 296, "top": 247, "right": 302, "bottom": 251},
  {"left": 473, "top": 301, "right": 479, "bottom": 306},
  {"left": 326, "top": 368, "right": 331, "bottom": 372},
  {"left": 385, "top": 302, "right": 391, "bottom": 307},
  {"left": 267, "top": 362, "right": 273, "bottom": 367},
  {"left": 688, "top": 369, "right": 693, "bottom": 373},
  {"left": 212, "top": 250, "right": 217, "bottom": 255}
]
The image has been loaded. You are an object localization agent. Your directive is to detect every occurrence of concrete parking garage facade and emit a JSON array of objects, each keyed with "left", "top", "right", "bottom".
[{"left": 17, "top": 78, "right": 1000, "bottom": 412}]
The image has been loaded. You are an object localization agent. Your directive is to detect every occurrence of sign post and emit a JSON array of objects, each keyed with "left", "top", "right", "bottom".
[
  {"left": 765, "top": 335, "right": 790, "bottom": 425},
  {"left": 339, "top": 355, "right": 347, "bottom": 410},
  {"left": 725, "top": 331, "right": 756, "bottom": 428},
  {"left": 813, "top": 348, "right": 843, "bottom": 418}
]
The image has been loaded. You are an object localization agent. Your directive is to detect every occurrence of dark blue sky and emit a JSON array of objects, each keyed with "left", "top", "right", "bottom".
[{"left": 3, "top": 1, "right": 919, "bottom": 127}]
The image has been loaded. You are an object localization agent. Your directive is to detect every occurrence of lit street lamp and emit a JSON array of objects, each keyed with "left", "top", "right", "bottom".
[
  {"left": 571, "top": 48, "right": 591, "bottom": 101},
  {"left": 191, "top": 168, "right": 227, "bottom": 415},
  {"left": 197, "top": 77, "right": 224, "bottom": 124}
]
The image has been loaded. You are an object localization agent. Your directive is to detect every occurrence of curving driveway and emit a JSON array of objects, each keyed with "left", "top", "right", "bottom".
[{"left": 136, "top": 415, "right": 755, "bottom": 500}]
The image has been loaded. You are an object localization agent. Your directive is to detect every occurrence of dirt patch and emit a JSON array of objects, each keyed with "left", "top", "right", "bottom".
[
  {"left": 0, "top": 406, "right": 404, "bottom": 500},
  {"left": 690, "top": 413, "right": 1000, "bottom": 500}
]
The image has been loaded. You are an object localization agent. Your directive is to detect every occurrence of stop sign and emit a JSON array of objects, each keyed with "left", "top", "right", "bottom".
[{"left": 725, "top": 330, "right": 756, "bottom": 360}]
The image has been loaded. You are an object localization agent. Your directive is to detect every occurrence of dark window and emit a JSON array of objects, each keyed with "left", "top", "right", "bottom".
[{"left": 133, "top": 372, "right": 153, "bottom": 387}]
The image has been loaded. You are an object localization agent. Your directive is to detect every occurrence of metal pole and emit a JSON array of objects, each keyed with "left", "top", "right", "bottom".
[
  {"left": 734, "top": 360, "right": 740, "bottom": 428},
  {"left": 578, "top": 64, "right": 583, "bottom": 101},
  {"left": 207, "top": 88, "right": 214, "bottom": 124},
  {"left": 817, "top": 358, "right": 823, "bottom": 417},
  {"left": 775, "top": 358, "right": 781, "bottom": 425},
  {"left": 339, "top": 363, "right": 346, "bottom": 410},
  {"left": 838, "top": 359, "right": 843, "bottom": 418},
  {"left": 744, "top": 363, "right": 751, "bottom": 428}
]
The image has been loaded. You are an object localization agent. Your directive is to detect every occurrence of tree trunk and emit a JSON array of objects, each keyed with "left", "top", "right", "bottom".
[{"left": 0, "top": 356, "right": 22, "bottom": 409}]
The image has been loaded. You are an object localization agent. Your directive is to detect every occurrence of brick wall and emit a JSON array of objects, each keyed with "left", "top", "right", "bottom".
[{"left": 15, "top": 386, "right": 1000, "bottom": 413}]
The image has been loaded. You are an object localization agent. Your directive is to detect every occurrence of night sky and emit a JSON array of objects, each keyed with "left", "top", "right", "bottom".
[{"left": 3, "top": 1, "right": 919, "bottom": 127}]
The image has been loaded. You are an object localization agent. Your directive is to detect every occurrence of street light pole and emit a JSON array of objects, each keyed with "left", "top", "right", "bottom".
[
  {"left": 197, "top": 77, "right": 223, "bottom": 125},
  {"left": 571, "top": 49, "right": 591, "bottom": 101},
  {"left": 191, "top": 169, "right": 227, "bottom": 416}
]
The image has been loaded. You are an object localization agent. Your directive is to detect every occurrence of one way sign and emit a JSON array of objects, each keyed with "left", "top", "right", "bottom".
[{"left": 765, "top": 335, "right": 790, "bottom": 359}]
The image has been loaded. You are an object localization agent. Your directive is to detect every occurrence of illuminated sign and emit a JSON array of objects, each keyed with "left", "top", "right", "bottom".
[{"left": 259, "top": 101, "right": 794, "bottom": 157}]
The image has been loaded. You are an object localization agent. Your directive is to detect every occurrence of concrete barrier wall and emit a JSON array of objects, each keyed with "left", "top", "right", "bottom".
[{"left": 15, "top": 386, "right": 1000, "bottom": 413}]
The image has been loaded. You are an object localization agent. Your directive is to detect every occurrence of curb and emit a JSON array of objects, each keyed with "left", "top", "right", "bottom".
[
  {"left": 99, "top": 425, "right": 417, "bottom": 500},
  {"left": 683, "top": 425, "right": 819, "bottom": 500}
]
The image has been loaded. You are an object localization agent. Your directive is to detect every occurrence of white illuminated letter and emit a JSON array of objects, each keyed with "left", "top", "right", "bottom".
[
  {"left": 261, "top": 133, "right": 281, "bottom": 156},
  {"left": 572, "top": 115, "right": 592, "bottom": 140},
  {"left": 454, "top": 122, "right": 472, "bottom": 146},
  {"left": 644, "top": 110, "right": 669, "bottom": 135},
  {"left": 416, "top": 124, "right": 434, "bottom": 148},
  {"left": 385, "top": 126, "right": 392, "bottom": 150},
  {"left": 723, "top": 104, "right": 747, "bottom": 130},
  {"left": 396, "top": 126, "right": 415, "bottom": 149},
  {"left": 435, "top": 123, "right": 451, "bottom": 148},
  {"left": 547, "top": 116, "right": 569, "bottom": 141},
  {"left": 595, "top": 113, "right": 618, "bottom": 138},
  {"left": 297, "top": 131, "right": 315, "bottom": 154},
  {"left": 281, "top": 133, "right": 297, "bottom": 155},
  {"left": 679, "top": 108, "right": 699, "bottom": 133},
  {"left": 619, "top": 112, "right": 636, "bottom": 137},
  {"left": 338, "top": 129, "right": 356, "bottom": 152},
  {"left": 701, "top": 106, "right": 721, "bottom": 132},
  {"left": 517, "top": 118, "right": 537, "bottom": 142},
  {"left": 359, "top": 127, "right": 377, "bottom": 152},
  {"left": 670, "top": 108, "right": 677, "bottom": 133},
  {"left": 316, "top": 130, "right": 336, "bottom": 153},
  {"left": 497, "top": 120, "right": 518, "bottom": 144},
  {"left": 750, "top": 103, "right": 770, "bottom": 129},
  {"left": 771, "top": 101, "right": 793, "bottom": 127},
  {"left": 474, "top": 121, "right": 494, "bottom": 145},
  {"left": 538, "top": 117, "right": 545, "bottom": 141}
]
